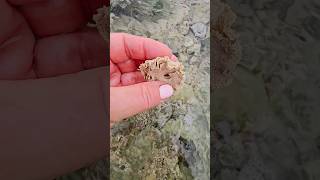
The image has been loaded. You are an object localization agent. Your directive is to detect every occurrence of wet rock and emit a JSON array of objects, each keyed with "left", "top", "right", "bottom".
[
  {"left": 233, "top": 4, "right": 254, "bottom": 17},
  {"left": 303, "top": 16, "right": 320, "bottom": 40},
  {"left": 220, "top": 169, "right": 239, "bottom": 180},
  {"left": 216, "top": 121, "right": 232, "bottom": 140},
  {"left": 191, "top": 22, "right": 207, "bottom": 38},
  {"left": 179, "top": 21, "right": 190, "bottom": 35},
  {"left": 110, "top": 0, "right": 212, "bottom": 179}
]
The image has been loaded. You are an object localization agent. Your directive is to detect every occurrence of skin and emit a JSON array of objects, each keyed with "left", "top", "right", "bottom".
[
  {"left": 110, "top": 33, "right": 177, "bottom": 125},
  {"left": 0, "top": 0, "right": 107, "bottom": 179},
  {"left": 0, "top": 0, "right": 107, "bottom": 79},
  {"left": 0, "top": 0, "right": 175, "bottom": 124},
  {"left": 0, "top": 0, "right": 176, "bottom": 179}
]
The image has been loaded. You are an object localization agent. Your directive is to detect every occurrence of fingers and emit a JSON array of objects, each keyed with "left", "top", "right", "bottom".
[
  {"left": 116, "top": 60, "right": 137, "bottom": 73},
  {"left": 111, "top": 70, "right": 146, "bottom": 87},
  {"left": 8, "top": 0, "right": 107, "bottom": 37},
  {"left": 111, "top": 62, "right": 145, "bottom": 87},
  {"left": 110, "top": 61, "right": 121, "bottom": 86},
  {"left": 0, "top": 0, "right": 107, "bottom": 79},
  {"left": 110, "top": 82, "right": 174, "bottom": 124},
  {"left": 110, "top": 33, "right": 174, "bottom": 65},
  {"left": 0, "top": 0, "right": 35, "bottom": 79},
  {"left": 120, "top": 72, "right": 145, "bottom": 86},
  {"left": 34, "top": 28, "right": 107, "bottom": 78}
]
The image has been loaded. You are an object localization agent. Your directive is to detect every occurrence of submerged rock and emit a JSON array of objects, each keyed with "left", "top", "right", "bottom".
[{"left": 191, "top": 22, "right": 208, "bottom": 39}]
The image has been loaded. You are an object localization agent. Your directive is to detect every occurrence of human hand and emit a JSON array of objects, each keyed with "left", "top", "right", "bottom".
[
  {"left": 0, "top": 1, "right": 108, "bottom": 179},
  {"left": 110, "top": 33, "right": 177, "bottom": 125},
  {"left": 0, "top": 0, "right": 106, "bottom": 80}
]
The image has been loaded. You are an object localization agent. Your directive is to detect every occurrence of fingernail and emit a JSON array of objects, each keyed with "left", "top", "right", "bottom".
[
  {"left": 170, "top": 55, "right": 178, "bottom": 61},
  {"left": 159, "top": 84, "right": 174, "bottom": 99}
]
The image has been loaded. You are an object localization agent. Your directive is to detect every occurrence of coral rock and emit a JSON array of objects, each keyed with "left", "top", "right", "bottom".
[{"left": 138, "top": 57, "right": 184, "bottom": 89}]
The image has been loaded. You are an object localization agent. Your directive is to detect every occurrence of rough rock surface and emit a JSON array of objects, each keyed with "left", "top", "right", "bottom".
[
  {"left": 89, "top": 6, "right": 109, "bottom": 41},
  {"left": 60, "top": 0, "right": 320, "bottom": 179},
  {"left": 213, "top": 0, "right": 320, "bottom": 179},
  {"left": 57, "top": 0, "right": 241, "bottom": 179},
  {"left": 110, "top": 0, "right": 211, "bottom": 179},
  {"left": 211, "top": 0, "right": 241, "bottom": 89},
  {"left": 138, "top": 56, "right": 184, "bottom": 89}
]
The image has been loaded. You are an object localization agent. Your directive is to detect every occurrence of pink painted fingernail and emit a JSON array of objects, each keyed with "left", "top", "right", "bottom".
[
  {"left": 171, "top": 55, "right": 178, "bottom": 61},
  {"left": 159, "top": 84, "right": 174, "bottom": 99}
]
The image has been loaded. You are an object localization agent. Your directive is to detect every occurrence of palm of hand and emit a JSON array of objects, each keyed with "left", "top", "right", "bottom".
[{"left": 110, "top": 33, "right": 176, "bottom": 87}]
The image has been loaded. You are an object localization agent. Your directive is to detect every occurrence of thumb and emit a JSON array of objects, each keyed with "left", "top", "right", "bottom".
[{"left": 110, "top": 81, "right": 174, "bottom": 124}]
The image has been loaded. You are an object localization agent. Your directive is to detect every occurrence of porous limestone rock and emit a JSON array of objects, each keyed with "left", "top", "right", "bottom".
[{"left": 138, "top": 56, "right": 184, "bottom": 89}]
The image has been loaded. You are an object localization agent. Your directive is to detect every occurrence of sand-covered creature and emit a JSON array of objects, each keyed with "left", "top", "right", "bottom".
[{"left": 138, "top": 56, "right": 184, "bottom": 89}]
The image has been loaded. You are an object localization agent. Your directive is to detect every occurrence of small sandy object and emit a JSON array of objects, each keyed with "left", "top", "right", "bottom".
[{"left": 138, "top": 57, "right": 184, "bottom": 89}]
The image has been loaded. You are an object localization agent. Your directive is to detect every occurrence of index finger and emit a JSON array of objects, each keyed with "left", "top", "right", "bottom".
[
  {"left": 8, "top": 0, "right": 107, "bottom": 37},
  {"left": 110, "top": 33, "right": 174, "bottom": 63}
]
